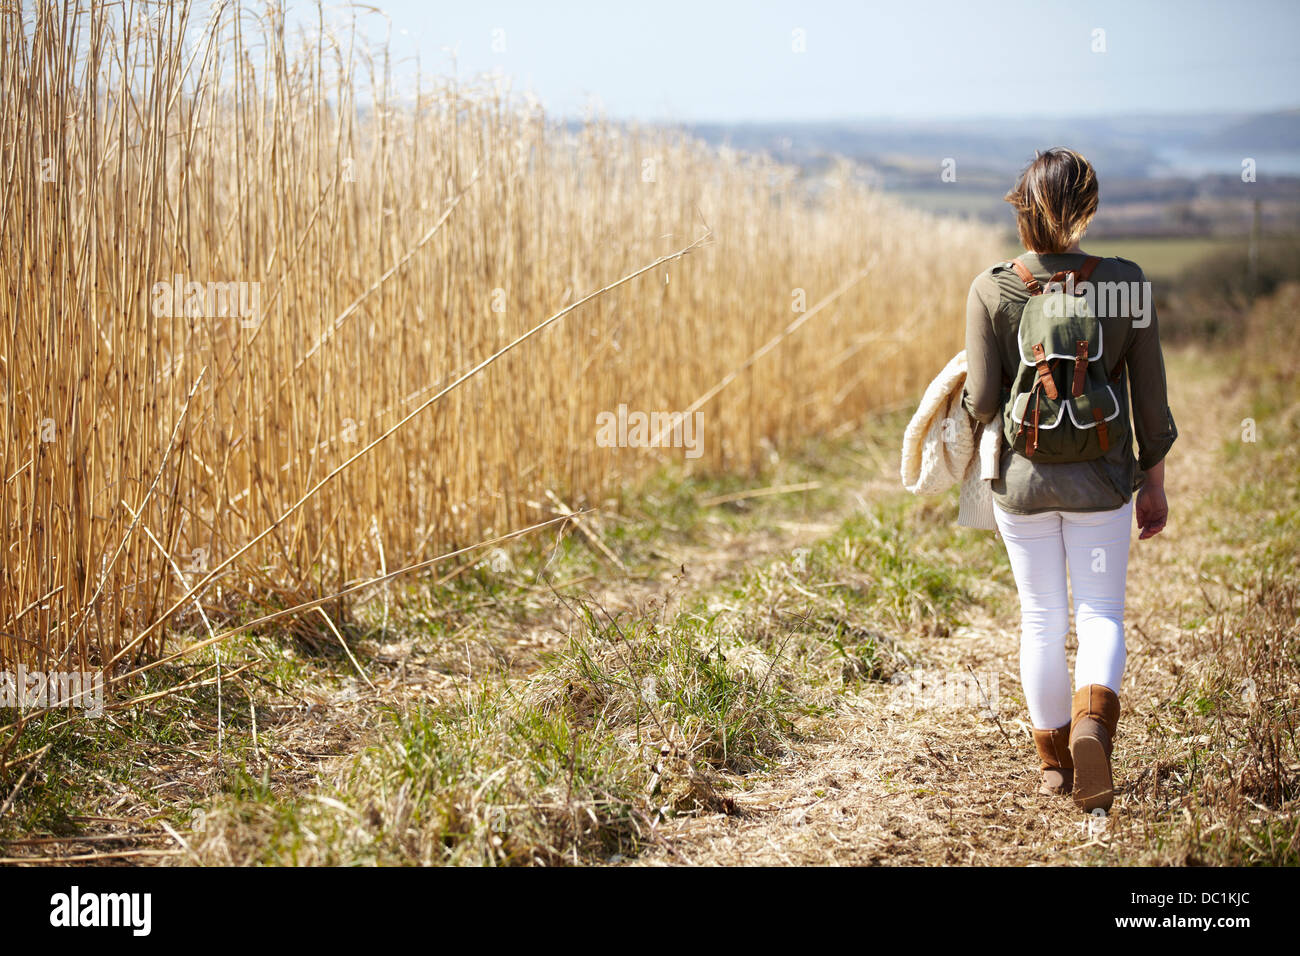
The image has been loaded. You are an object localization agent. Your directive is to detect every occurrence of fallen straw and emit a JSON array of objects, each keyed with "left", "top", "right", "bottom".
[{"left": 0, "top": 511, "right": 586, "bottom": 740}]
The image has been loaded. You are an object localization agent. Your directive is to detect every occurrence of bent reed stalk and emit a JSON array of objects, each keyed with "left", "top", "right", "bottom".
[{"left": 0, "top": 1, "right": 999, "bottom": 675}]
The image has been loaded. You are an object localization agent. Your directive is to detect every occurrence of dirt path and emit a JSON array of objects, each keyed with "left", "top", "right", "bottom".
[{"left": 636, "top": 350, "right": 1246, "bottom": 865}]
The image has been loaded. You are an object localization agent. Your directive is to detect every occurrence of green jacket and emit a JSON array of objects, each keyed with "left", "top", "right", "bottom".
[{"left": 962, "top": 252, "right": 1178, "bottom": 514}]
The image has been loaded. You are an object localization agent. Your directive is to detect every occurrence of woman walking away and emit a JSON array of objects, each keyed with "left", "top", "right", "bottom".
[{"left": 962, "top": 148, "right": 1178, "bottom": 812}]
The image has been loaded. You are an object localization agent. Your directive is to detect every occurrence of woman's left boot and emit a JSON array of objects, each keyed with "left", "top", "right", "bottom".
[
  {"left": 1070, "top": 684, "right": 1120, "bottom": 812},
  {"left": 1031, "top": 724, "right": 1074, "bottom": 796}
]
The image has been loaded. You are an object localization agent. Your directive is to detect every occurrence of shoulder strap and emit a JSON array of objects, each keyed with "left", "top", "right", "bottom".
[
  {"left": 1046, "top": 255, "right": 1101, "bottom": 289},
  {"left": 1110, "top": 326, "right": 1135, "bottom": 382},
  {"left": 1010, "top": 254, "right": 1102, "bottom": 295},
  {"left": 1009, "top": 258, "right": 1041, "bottom": 295}
]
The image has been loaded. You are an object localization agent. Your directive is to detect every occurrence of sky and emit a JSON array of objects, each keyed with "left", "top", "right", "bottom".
[{"left": 288, "top": 0, "right": 1300, "bottom": 122}]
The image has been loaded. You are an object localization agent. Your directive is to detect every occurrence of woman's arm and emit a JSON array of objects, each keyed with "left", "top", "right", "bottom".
[
  {"left": 1126, "top": 268, "right": 1178, "bottom": 472},
  {"left": 1126, "top": 266, "right": 1177, "bottom": 539},
  {"left": 962, "top": 276, "right": 1001, "bottom": 425}
]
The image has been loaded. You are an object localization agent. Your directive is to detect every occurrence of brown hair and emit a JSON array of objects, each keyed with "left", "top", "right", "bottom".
[{"left": 1004, "top": 147, "right": 1099, "bottom": 254}]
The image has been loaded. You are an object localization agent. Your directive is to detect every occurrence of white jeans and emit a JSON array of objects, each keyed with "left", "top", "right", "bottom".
[{"left": 993, "top": 500, "right": 1133, "bottom": 730}]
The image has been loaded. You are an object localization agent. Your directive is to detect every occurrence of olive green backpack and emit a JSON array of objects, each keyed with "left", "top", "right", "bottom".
[{"left": 1002, "top": 255, "right": 1129, "bottom": 462}]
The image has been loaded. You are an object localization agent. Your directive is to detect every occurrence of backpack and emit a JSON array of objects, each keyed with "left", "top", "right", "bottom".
[{"left": 1001, "top": 255, "right": 1130, "bottom": 462}]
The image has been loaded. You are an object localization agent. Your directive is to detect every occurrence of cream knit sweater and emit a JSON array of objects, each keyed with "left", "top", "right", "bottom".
[{"left": 899, "top": 350, "right": 1001, "bottom": 530}]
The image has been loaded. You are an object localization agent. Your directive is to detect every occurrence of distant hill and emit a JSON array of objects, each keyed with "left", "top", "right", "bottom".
[
  {"left": 1194, "top": 109, "right": 1300, "bottom": 151},
  {"left": 676, "top": 110, "right": 1300, "bottom": 238},
  {"left": 680, "top": 111, "right": 1298, "bottom": 182}
]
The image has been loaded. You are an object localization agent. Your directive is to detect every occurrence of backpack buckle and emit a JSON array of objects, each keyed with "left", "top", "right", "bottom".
[
  {"left": 1072, "top": 339, "right": 1089, "bottom": 398},
  {"left": 1031, "top": 343, "right": 1059, "bottom": 400}
]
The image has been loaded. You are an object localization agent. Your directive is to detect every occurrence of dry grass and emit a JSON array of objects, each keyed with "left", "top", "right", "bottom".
[
  {"left": 1104, "top": 284, "right": 1300, "bottom": 864},
  {"left": 189, "top": 592, "right": 804, "bottom": 866},
  {"left": 0, "top": 0, "right": 997, "bottom": 682},
  {"left": 2, "top": 322, "right": 1294, "bottom": 865}
]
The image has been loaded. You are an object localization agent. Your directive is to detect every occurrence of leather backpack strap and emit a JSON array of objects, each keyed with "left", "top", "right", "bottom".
[
  {"left": 1027, "top": 390, "right": 1041, "bottom": 457},
  {"left": 1092, "top": 407, "right": 1110, "bottom": 452},
  {"left": 1110, "top": 352, "right": 1127, "bottom": 382},
  {"left": 1046, "top": 254, "right": 1103, "bottom": 292},
  {"left": 1072, "top": 339, "right": 1089, "bottom": 397},
  {"left": 1031, "top": 343, "right": 1059, "bottom": 400},
  {"left": 1009, "top": 258, "right": 1041, "bottom": 295}
]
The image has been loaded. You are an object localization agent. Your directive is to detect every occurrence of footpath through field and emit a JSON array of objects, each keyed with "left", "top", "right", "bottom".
[{"left": 632, "top": 349, "right": 1271, "bottom": 865}]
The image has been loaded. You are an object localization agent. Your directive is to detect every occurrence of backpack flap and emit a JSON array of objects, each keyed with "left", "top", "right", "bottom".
[
  {"left": 1016, "top": 296, "right": 1104, "bottom": 367},
  {"left": 1066, "top": 385, "right": 1122, "bottom": 452},
  {"left": 1009, "top": 388, "right": 1063, "bottom": 430},
  {"left": 1066, "top": 386, "right": 1121, "bottom": 429}
]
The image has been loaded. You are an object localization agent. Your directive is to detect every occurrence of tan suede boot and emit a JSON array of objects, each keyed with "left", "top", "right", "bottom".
[
  {"left": 1070, "top": 684, "right": 1120, "bottom": 812},
  {"left": 1031, "top": 724, "right": 1074, "bottom": 796}
]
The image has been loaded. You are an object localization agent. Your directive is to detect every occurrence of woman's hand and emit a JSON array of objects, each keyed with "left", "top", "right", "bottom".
[{"left": 1136, "top": 460, "right": 1168, "bottom": 539}]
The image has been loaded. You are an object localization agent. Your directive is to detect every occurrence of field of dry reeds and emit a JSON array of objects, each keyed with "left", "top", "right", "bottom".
[{"left": 0, "top": 0, "right": 998, "bottom": 679}]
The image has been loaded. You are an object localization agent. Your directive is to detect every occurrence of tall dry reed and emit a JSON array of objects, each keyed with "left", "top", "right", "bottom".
[{"left": 0, "top": 0, "right": 999, "bottom": 673}]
